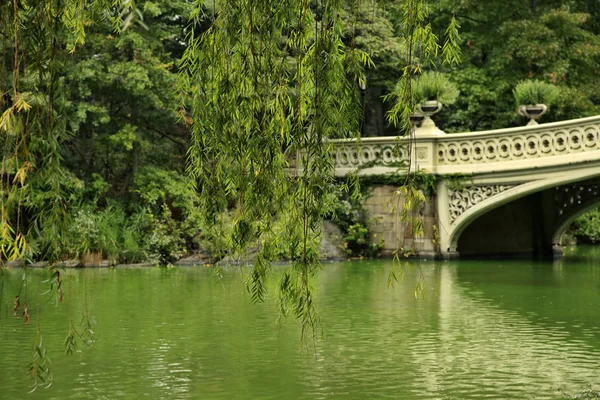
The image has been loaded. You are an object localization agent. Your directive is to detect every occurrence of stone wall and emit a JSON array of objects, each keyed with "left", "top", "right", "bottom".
[{"left": 362, "top": 185, "right": 438, "bottom": 258}]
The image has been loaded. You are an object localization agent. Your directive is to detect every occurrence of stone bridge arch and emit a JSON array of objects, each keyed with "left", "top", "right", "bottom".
[
  {"left": 439, "top": 169, "right": 600, "bottom": 258},
  {"left": 552, "top": 184, "right": 600, "bottom": 245}
]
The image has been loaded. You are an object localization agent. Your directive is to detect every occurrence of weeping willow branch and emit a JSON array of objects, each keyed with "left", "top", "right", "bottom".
[
  {"left": 384, "top": 0, "right": 461, "bottom": 297},
  {"left": 0, "top": 0, "right": 146, "bottom": 262},
  {"left": 0, "top": 0, "right": 136, "bottom": 389},
  {"left": 180, "top": 0, "right": 369, "bottom": 342}
]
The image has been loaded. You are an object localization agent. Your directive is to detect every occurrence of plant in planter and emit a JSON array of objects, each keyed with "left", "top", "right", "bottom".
[
  {"left": 513, "top": 80, "right": 560, "bottom": 125},
  {"left": 411, "top": 71, "right": 459, "bottom": 129}
]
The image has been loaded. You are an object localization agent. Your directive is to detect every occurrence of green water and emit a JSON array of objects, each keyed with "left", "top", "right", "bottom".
[{"left": 0, "top": 248, "right": 599, "bottom": 399}]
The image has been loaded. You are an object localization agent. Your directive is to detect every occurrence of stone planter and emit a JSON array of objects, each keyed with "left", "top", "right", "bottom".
[
  {"left": 417, "top": 100, "right": 443, "bottom": 115},
  {"left": 416, "top": 100, "right": 443, "bottom": 131},
  {"left": 518, "top": 104, "right": 547, "bottom": 125},
  {"left": 410, "top": 111, "right": 425, "bottom": 126}
]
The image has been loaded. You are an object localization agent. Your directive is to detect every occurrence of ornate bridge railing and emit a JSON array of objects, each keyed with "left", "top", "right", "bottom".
[
  {"left": 329, "top": 115, "right": 600, "bottom": 177},
  {"left": 329, "top": 137, "right": 410, "bottom": 177}
]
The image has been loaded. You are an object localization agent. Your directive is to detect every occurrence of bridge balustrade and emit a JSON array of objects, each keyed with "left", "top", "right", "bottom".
[
  {"left": 309, "top": 115, "right": 600, "bottom": 259},
  {"left": 328, "top": 115, "right": 600, "bottom": 177}
]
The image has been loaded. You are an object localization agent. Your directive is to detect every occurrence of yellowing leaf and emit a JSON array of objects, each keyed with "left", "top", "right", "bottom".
[{"left": 15, "top": 98, "right": 32, "bottom": 112}]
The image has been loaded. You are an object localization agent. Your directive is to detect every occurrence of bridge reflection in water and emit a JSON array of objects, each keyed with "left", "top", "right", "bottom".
[{"left": 313, "top": 256, "right": 600, "bottom": 399}]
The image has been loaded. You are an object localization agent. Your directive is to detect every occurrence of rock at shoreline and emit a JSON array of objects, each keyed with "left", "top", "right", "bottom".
[
  {"left": 321, "top": 221, "right": 346, "bottom": 261},
  {"left": 58, "top": 259, "right": 82, "bottom": 268},
  {"left": 176, "top": 252, "right": 211, "bottom": 266},
  {"left": 28, "top": 261, "right": 49, "bottom": 268},
  {"left": 6, "top": 258, "right": 25, "bottom": 268}
]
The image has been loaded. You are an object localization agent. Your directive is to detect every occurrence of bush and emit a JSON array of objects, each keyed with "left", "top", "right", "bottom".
[
  {"left": 513, "top": 79, "right": 560, "bottom": 106},
  {"left": 143, "top": 211, "right": 185, "bottom": 265},
  {"left": 68, "top": 202, "right": 188, "bottom": 265},
  {"left": 344, "top": 223, "right": 384, "bottom": 257},
  {"left": 331, "top": 191, "right": 383, "bottom": 258},
  {"left": 68, "top": 203, "right": 147, "bottom": 264},
  {"left": 411, "top": 71, "right": 460, "bottom": 105},
  {"left": 133, "top": 166, "right": 203, "bottom": 250},
  {"left": 571, "top": 208, "right": 600, "bottom": 243},
  {"left": 33, "top": 166, "right": 199, "bottom": 266}
]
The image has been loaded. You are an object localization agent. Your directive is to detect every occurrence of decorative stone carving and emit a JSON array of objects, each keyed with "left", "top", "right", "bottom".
[
  {"left": 332, "top": 143, "right": 408, "bottom": 169},
  {"left": 328, "top": 116, "right": 600, "bottom": 173},
  {"left": 437, "top": 120, "right": 600, "bottom": 166},
  {"left": 448, "top": 185, "right": 516, "bottom": 224}
]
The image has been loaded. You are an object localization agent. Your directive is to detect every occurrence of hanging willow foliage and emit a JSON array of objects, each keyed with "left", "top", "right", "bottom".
[
  {"left": 0, "top": 0, "right": 147, "bottom": 389},
  {"left": 180, "top": 0, "right": 369, "bottom": 339},
  {"left": 385, "top": 0, "right": 461, "bottom": 295},
  {"left": 0, "top": 0, "right": 144, "bottom": 264},
  {"left": 180, "top": 0, "right": 460, "bottom": 338}
]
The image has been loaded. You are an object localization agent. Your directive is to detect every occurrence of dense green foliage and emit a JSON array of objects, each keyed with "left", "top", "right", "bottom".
[
  {"left": 571, "top": 209, "right": 600, "bottom": 243},
  {"left": 1, "top": 0, "right": 198, "bottom": 267},
  {"left": 430, "top": 1, "right": 600, "bottom": 132},
  {"left": 2, "top": 0, "right": 600, "bottom": 390},
  {"left": 513, "top": 80, "right": 561, "bottom": 106},
  {"left": 410, "top": 71, "right": 460, "bottom": 105}
]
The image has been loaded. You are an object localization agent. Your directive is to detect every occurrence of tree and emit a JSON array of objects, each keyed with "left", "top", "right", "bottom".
[
  {"left": 430, "top": 1, "right": 600, "bottom": 132},
  {"left": 1, "top": 0, "right": 202, "bottom": 266},
  {"left": 342, "top": 1, "right": 404, "bottom": 136},
  {"left": 1, "top": 1, "right": 149, "bottom": 388},
  {"left": 0, "top": 2, "right": 457, "bottom": 387},
  {"left": 179, "top": 0, "right": 459, "bottom": 340},
  {"left": 180, "top": 0, "right": 373, "bottom": 338},
  {"left": 62, "top": 0, "right": 192, "bottom": 198},
  {"left": 1, "top": 0, "right": 117, "bottom": 262}
]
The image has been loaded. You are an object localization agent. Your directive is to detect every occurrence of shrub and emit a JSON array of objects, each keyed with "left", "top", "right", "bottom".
[
  {"left": 331, "top": 190, "right": 383, "bottom": 258},
  {"left": 411, "top": 71, "right": 460, "bottom": 105},
  {"left": 143, "top": 216, "right": 185, "bottom": 265},
  {"left": 344, "top": 222, "right": 384, "bottom": 257},
  {"left": 571, "top": 208, "right": 600, "bottom": 243},
  {"left": 513, "top": 79, "right": 560, "bottom": 106},
  {"left": 133, "top": 166, "right": 202, "bottom": 251},
  {"left": 68, "top": 203, "right": 147, "bottom": 265},
  {"left": 52, "top": 166, "right": 199, "bottom": 266}
]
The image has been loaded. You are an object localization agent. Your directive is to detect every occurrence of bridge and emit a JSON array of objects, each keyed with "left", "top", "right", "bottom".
[{"left": 329, "top": 115, "right": 600, "bottom": 259}]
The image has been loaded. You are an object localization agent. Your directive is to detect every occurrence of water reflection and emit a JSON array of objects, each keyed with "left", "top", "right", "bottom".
[
  {"left": 433, "top": 266, "right": 599, "bottom": 399},
  {"left": 0, "top": 253, "right": 598, "bottom": 399}
]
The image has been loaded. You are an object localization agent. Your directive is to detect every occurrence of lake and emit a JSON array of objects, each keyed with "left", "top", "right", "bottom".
[{"left": 0, "top": 247, "right": 599, "bottom": 399}]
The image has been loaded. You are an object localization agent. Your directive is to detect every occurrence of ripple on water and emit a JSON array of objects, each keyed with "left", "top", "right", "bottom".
[{"left": 0, "top": 261, "right": 599, "bottom": 399}]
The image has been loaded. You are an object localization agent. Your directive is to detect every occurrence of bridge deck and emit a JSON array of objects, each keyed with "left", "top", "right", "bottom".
[{"left": 330, "top": 115, "right": 600, "bottom": 177}]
